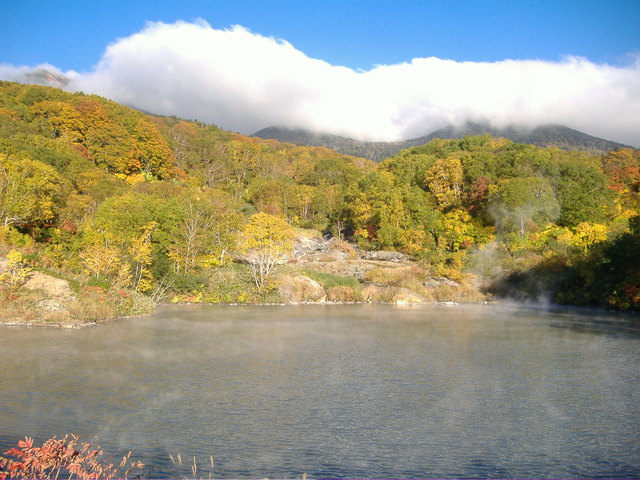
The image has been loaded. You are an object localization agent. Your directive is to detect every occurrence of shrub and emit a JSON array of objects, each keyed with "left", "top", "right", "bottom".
[
  {"left": 203, "top": 264, "right": 255, "bottom": 303},
  {"left": 0, "top": 226, "right": 33, "bottom": 249},
  {"left": 0, "top": 434, "right": 143, "bottom": 480},
  {"left": 169, "top": 272, "right": 207, "bottom": 294},
  {"left": 0, "top": 250, "right": 32, "bottom": 288},
  {"left": 326, "top": 285, "right": 358, "bottom": 302},
  {"left": 70, "top": 285, "right": 155, "bottom": 322},
  {"left": 0, "top": 287, "right": 42, "bottom": 323},
  {"left": 331, "top": 238, "right": 358, "bottom": 259},
  {"left": 363, "top": 266, "right": 426, "bottom": 289}
]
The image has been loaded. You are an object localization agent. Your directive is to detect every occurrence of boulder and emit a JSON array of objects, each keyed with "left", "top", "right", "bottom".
[
  {"left": 292, "top": 236, "right": 329, "bottom": 257},
  {"left": 278, "top": 275, "right": 326, "bottom": 303}
]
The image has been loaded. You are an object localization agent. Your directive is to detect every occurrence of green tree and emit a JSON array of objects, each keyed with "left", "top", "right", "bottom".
[
  {"left": 489, "top": 177, "right": 559, "bottom": 235},
  {"left": 555, "top": 160, "right": 610, "bottom": 226},
  {"left": 245, "top": 177, "right": 297, "bottom": 218},
  {"left": 379, "top": 152, "right": 436, "bottom": 186},
  {"left": 89, "top": 191, "right": 182, "bottom": 284},
  {"left": 169, "top": 192, "right": 242, "bottom": 273}
]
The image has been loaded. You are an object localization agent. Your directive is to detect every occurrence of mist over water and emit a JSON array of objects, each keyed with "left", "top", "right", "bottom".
[{"left": 1, "top": 304, "right": 639, "bottom": 478}]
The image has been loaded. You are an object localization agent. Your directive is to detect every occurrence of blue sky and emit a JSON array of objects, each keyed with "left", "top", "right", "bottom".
[
  {"left": 2, "top": 0, "right": 638, "bottom": 71},
  {"left": 1, "top": 0, "right": 639, "bottom": 145}
]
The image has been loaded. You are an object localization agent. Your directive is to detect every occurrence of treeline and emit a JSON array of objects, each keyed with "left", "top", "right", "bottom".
[
  {"left": 354, "top": 137, "right": 639, "bottom": 309},
  {"left": 0, "top": 81, "right": 374, "bottom": 311},
  {"left": 0, "top": 81, "right": 638, "bottom": 311}
]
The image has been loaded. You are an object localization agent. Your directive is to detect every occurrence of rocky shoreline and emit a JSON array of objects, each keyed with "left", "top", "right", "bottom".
[{"left": 0, "top": 235, "right": 488, "bottom": 328}]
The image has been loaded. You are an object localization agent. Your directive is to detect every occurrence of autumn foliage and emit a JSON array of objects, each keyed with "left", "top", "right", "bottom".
[
  {"left": 0, "top": 80, "right": 638, "bottom": 310},
  {"left": 0, "top": 434, "right": 142, "bottom": 480}
]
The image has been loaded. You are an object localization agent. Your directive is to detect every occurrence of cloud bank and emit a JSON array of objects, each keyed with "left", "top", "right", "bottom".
[{"left": 2, "top": 20, "right": 639, "bottom": 146}]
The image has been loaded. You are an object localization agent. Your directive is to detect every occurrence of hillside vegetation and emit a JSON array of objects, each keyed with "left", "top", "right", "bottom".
[
  {"left": 253, "top": 122, "right": 631, "bottom": 161},
  {"left": 0, "top": 81, "right": 638, "bottom": 323}
]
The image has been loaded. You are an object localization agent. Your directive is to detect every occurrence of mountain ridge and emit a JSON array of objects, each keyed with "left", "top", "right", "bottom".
[
  {"left": 7, "top": 68, "right": 631, "bottom": 160},
  {"left": 253, "top": 123, "right": 631, "bottom": 161}
]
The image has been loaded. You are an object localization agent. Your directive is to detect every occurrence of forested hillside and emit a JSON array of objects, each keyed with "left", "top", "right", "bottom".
[
  {"left": 0, "top": 80, "right": 638, "bottom": 320},
  {"left": 366, "top": 137, "right": 639, "bottom": 309},
  {"left": 253, "top": 123, "right": 631, "bottom": 161}
]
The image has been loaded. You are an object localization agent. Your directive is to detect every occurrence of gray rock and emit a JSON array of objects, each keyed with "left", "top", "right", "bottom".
[
  {"left": 423, "top": 277, "right": 460, "bottom": 288},
  {"left": 292, "top": 236, "right": 330, "bottom": 257},
  {"left": 360, "top": 250, "right": 406, "bottom": 262}
]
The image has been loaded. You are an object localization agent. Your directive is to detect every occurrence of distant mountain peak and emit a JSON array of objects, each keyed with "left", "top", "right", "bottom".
[
  {"left": 16, "top": 68, "right": 71, "bottom": 89},
  {"left": 253, "top": 123, "right": 630, "bottom": 161}
]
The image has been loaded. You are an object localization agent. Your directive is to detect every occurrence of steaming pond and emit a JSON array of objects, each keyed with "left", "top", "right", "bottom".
[{"left": 1, "top": 303, "right": 639, "bottom": 478}]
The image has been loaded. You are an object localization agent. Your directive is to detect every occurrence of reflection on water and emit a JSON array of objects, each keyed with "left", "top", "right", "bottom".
[{"left": 0, "top": 304, "right": 639, "bottom": 478}]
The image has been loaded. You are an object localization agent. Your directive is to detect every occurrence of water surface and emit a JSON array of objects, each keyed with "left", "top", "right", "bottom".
[{"left": 1, "top": 304, "right": 639, "bottom": 478}]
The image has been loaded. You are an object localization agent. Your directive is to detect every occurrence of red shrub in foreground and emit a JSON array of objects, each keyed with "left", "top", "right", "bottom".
[{"left": 0, "top": 434, "right": 142, "bottom": 480}]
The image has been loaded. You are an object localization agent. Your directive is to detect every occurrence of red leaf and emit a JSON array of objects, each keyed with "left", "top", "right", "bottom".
[{"left": 17, "top": 437, "right": 33, "bottom": 449}]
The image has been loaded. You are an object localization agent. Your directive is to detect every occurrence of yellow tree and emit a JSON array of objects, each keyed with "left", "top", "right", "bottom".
[
  {"left": 557, "top": 222, "right": 608, "bottom": 253},
  {"left": 227, "top": 137, "right": 258, "bottom": 200},
  {"left": 84, "top": 121, "right": 138, "bottom": 174},
  {"left": 439, "top": 209, "right": 475, "bottom": 252},
  {"left": 132, "top": 119, "right": 174, "bottom": 179},
  {"left": 29, "top": 100, "right": 85, "bottom": 143},
  {"left": 241, "top": 212, "right": 294, "bottom": 291},
  {"left": 0, "top": 153, "right": 62, "bottom": 228},
  {"left": 294, "top": 184, "right": 316, "bottom": 223},
  {"left": 79, "top": 243, "right": 131, "bottom": 287},
  {"left": 74, "top": 97, "right": 110, "bottom": 131},
  {"left": 128, "top": 222, "right": 156, "bottom": 292},
  {"left": 0, "top": 250, "right": 32, "bottom": 288},
  {"left": 424, "top": 156, "right": 464, "bottom": 210},
  {"left": 349, "top": 192, "right": 375, "bottom": 242}
]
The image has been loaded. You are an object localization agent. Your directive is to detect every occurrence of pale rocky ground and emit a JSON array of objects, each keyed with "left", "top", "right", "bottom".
[
  {"left": 0, "top": 257, "right": 80, "bottom": 327},
  {"left": 280, "top": 236, "right": 484, "bottom": 305},
  {"left": 289, "top": 235, "right": 410, "bottom": 278},
  {"left": 25, "top": 270, "right": 77, "bottom": 311}
]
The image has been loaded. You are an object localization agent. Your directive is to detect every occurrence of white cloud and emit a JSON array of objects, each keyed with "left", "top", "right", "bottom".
[{"left": 2, "top": 20, "right": 639, "bottom": 146}]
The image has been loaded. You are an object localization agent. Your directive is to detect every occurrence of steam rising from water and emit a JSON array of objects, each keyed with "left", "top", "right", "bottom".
[
  {"left": 1, "top": 304, "right": 639, "bottom": 478},
  {"left": 1, "top": 20, "right": 639, "bottom": 146}
]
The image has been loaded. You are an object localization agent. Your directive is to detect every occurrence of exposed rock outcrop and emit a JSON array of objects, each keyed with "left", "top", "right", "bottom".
[
  {"left": 359, "top": 250, "right": 406, "bottom": 262},
  {"left": 423, "top": 277, "right": 460, "bottom": 288},
  {"left": 288, "top": 234, "right": 486, "bottom": 304}
]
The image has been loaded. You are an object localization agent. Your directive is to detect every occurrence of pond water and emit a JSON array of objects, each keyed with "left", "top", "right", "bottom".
[{"left": 1, "top": 304, "right": 639, "bottom": 478}]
